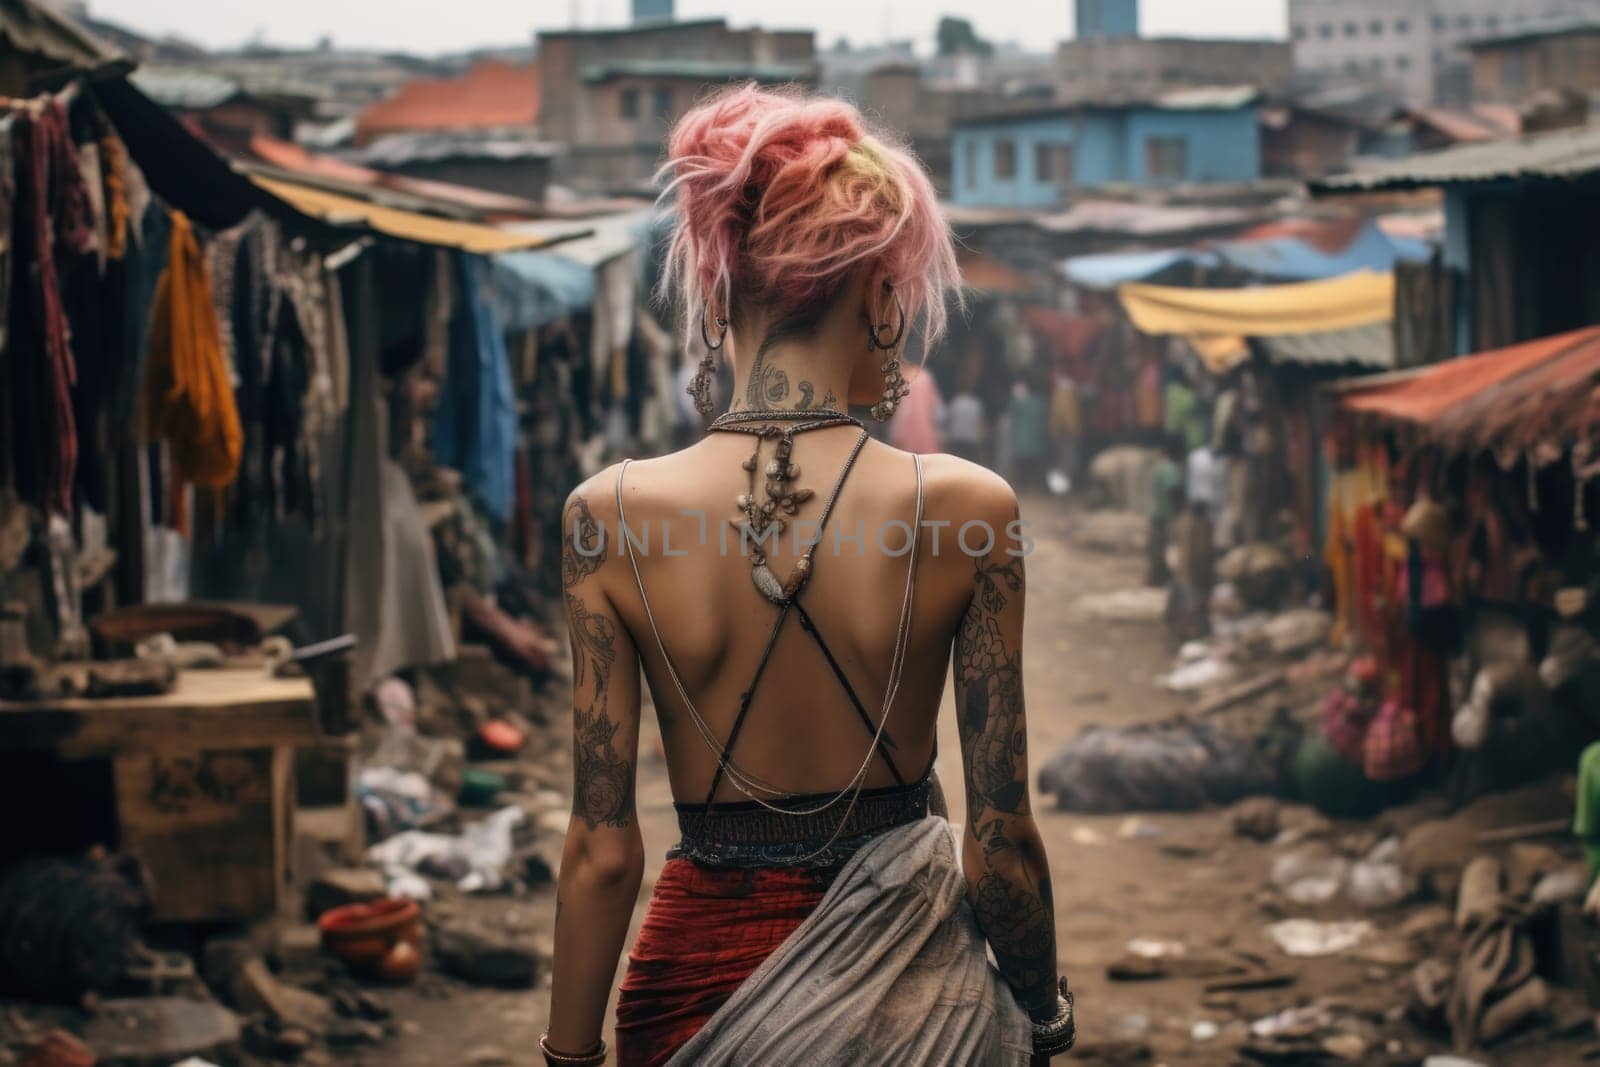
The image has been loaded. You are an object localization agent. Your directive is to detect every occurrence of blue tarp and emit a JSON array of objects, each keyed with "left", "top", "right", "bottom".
[
  {"left": 491, "top": 250, "right": 597, "bottom": 333},
  {"left": 1060, "top": 248, "right": 1215, "bottom": 290},
  {"left": 436, "top": 254, "right": 519, "bottom": 522},
  {"left": 1062, "top": 221, "right": 1434, "bottom": 290},
  {"left": 1214, "top": 221, "right": 1430, "bottom": 281}
]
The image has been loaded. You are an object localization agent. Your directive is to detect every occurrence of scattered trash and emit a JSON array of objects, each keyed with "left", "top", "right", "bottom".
[
  {"left": 1228, "top": 796, "right": 1281, "bottom": 841},
  {"left": 1218, "top": 544, "right": 1291, "bottom": 610},
  {"left": 1160, "top": 655, "right": 1239, "bottom": 693},
  {"left": 1346, "top": 838, "right": 1415, "bottom": 909},
  {"left": 1265, "top": 919, "right": 1374, "bottom": 957},
  {"left": 372, "top": 677, "right": 417, "bottom": 729},
  {"left": 1038, "top": 717, "right": 1280, "bottom": 813},
  {"left": 1250, "top": 1004, "right": 1333, "bottom": 1038},
  {"left": 1450, "top": 855, "right": 1551, "bottom": 1048},
  {"left": 305, "top": 868, "right": 388, "bottom": 922},
  {"left": 459, "top": 768, "right": 508, "bottom": 807},
  {"left": 317, "top": 899, "right": 423, "bottom": 981},
  {"left": 1069, "top": 825, "right": 1107, "bottom": 846},
  {"left": 367, "top": 806, "right": 526, "bottom": 896},
  {"left": 431, "top": 917, "right": 545, "bottom": 989},
  {"left": 358, "top": 767, "right": 455, "bottom": 842},
  {"left": 1075, "top": 587, "right": 1166, "bottom": 624},
  {"left": 21, "top": 1030, "right": 95, "bottom": 1067},
  {"left": 1530, "top": 866, "right": 1588, "bottom": 906},
  {"left": 1261, "top": 609, "right": 1333, "bottom": 656},
  {"left": 1190, "top": 1020, "right": 1218, "bottom": 1041},
  {"left": 232, "top": 958, "right": 333, "bottom": 1033},
  {"left": 1126, "top": 938, "right": 1187, "bottom": 960},
  {"left": 1270, "top": 849, "right": 1350, "bottom": 905},
  {"left": 1117, "top": 817, "right": 1163, "bottom": 840}
]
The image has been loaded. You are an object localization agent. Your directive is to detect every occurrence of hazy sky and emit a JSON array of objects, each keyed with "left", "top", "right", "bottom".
[{"left": 86, "top": 0, "right": 1287, "bottom": 56}]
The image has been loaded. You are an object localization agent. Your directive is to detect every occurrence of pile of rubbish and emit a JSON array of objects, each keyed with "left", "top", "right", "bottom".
[
  {"left": 1097, "top": 784, "right": 1600, "bottom": 1064},
  {"left": 1036, "top": 712, "right": 1302, "bottom": 813},
  {"left": 0, "top": 648, "right": 571, "bottom": 1066}
]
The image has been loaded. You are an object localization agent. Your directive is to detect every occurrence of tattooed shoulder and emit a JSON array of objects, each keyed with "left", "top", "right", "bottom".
[{"left": 561, "top": 493, "right": 606, "bottom": 589}]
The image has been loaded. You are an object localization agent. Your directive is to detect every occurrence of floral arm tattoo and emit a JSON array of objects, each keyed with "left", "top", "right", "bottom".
[
  {"left": 955, "top": 552, "right": 1058, "bottom": 1010},
  {"left": 562, "top": 492, "right": 635, "bottom": 831}
]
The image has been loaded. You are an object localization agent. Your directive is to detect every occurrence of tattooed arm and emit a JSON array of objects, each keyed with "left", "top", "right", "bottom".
[
  {"left": 547, "top": 479, "right": 644, "bottom": 1056},
  {"left": 952, "top": 486, "right": 1060, "bottom": 1021}
]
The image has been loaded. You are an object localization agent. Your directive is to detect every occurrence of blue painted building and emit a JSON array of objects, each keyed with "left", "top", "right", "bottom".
[
  {"left": 1076, "top": 0, "right": 1138, "bottom": 39},
  {"left": 950, "top": 92, "right": 1262, "bottom": 208}
]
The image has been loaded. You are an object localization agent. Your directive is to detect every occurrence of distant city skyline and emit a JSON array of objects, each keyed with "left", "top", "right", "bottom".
[{"left": 82, "top": 0, "right": 1287, "bottom": 56}]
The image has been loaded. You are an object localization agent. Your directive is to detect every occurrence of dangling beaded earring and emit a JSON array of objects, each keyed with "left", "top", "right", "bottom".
[
  {"left": 689, "top": 305, "right": 727, "bottom": 417},
  {"left": 867, "top": 285, "right": 908, "bottom": 422}
]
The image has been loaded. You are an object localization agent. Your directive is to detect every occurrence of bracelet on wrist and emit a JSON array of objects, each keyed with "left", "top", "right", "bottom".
[
  {"left": 538, "top": 1033, "right": 607, "bottom": 1067},
  {"left": 1030, "top": 977, "right": 1076, "bottom": 1057}
]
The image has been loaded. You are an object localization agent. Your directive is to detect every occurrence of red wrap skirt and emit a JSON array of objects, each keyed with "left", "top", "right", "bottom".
[{"left": 613, "top": 859, "right": 831, "bottom": 1066}]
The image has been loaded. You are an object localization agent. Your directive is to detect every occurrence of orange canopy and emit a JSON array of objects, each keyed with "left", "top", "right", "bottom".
[{"left": 1340, "top": 325, "right": 1600, "bottom": 447}]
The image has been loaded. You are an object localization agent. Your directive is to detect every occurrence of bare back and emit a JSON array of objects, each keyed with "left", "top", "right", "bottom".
[{"left": 577, "top": 430, "right": 1014, "bottom": 808}]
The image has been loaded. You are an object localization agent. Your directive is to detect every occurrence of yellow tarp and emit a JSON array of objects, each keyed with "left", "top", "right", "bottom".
[
  {"left": 1118, "top": 271, "right": 1395, "bottom": 373},
  {"left": 252, "top": 175, "right": 561, "bottom": 255}
]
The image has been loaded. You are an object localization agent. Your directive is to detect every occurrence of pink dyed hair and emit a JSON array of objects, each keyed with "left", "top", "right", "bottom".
[{"left": 657, "top": 84, "right": 960, "bottom": 350}]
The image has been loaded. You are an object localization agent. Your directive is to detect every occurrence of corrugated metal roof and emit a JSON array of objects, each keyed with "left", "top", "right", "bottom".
[
  {"left": 250, "top": 173, "right": 579, "bottom": 255},
  {"left": 580, "top": 59, "right": 815, "bottom": 83},
  {"left": 352, "top": 131, "right": 559, "bottom": 167},
  {"left": 954, "top": 88, "right": 1261, "bottom": 128},
  {"left": 1313, "top": 122, "right": 1600, "bottom": 192},
  {"left": 1339, "top": 326, "right": 1600, "bottom": 451},
  {"left": 1463, "top": 18, "right": 1600, "bottom": 49},
  {"left": 1154, "top": 86, "right": 1261, "bottom": 110},
  {"left": 1039, "top": 199, "right": 1261, "bottom": 237},
  {"left": 0, "top": 0, "right": 118, "bottom": 71},
  {"left": 130, "top": 67, "right": 241, "bottom": 110},
  {"left": 503, "top": 209, "right": 651, "bottom": 268},
  {"left": 1260, "top": 322, "right": 1394, "bottom": 369}
]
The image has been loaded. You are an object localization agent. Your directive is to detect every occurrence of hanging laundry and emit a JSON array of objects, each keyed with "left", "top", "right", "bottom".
[
  {"left": 100, "top": 133, "right": 130, "bottom": 261},
  {"left": 11, "top": 99, "right": 95, "bottom": 515},
  {"left": 144, "top": 210, "right": 242, "bottom": 489},
  {"left": 435, "top": 253, "right": 517, "bottom": 522}
]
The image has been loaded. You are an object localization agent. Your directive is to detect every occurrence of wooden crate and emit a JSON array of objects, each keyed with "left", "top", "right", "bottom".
[{"left": 0, "top": 669, "right": 319, "bottom": 923}]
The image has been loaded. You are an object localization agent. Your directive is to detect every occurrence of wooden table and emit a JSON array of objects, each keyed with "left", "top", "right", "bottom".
[{"left": 0, "top": 669, "right": 320, "bottom": 923}]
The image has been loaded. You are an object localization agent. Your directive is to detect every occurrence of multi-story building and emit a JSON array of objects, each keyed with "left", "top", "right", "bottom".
[
  {"left": 1466, "top": 20, "right": 1600, "bottom": 101},
  {"left": 1056, "top": 36, "right": 1293, "bottom": 102},
  {"left": 951, "top": 89, "right": 1262, "bottom": 209},
  {"left": 536, "top": 18, "right": 816, "bottom": 191},
  {"left": 1289, "top": 0, "right": 1600, "bottom": 106},
  {"left": 1076, "top": 0, "right": 1139, "bottom": 39}
]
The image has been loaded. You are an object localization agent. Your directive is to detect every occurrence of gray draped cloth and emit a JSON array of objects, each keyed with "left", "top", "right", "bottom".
[{"left": 666, "top": 817, "right": 1032, "bottom": 1066}]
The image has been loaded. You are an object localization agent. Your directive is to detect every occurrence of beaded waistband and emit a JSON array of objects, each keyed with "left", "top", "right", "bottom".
[{"left": 670, "top": 775, "right": 932, "bottom": 870}]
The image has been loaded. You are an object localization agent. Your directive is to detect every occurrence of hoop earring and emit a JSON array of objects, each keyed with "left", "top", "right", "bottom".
[
  {"left": 867, "top": 288, "right": 909, "bottom": 422},
  {"left": 689, "top": 307, "right": 727, "bottom": 417}
]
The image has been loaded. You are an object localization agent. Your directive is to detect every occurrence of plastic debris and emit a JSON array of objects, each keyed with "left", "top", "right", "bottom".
[
  {"left": 367, "top": 806, "right": 526, "bottom": 898},
  {"left": 1266, "top": 919, "right": 1374, "bottom": 957}
]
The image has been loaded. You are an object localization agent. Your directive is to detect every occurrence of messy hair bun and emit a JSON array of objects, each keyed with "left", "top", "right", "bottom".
[{"left": 658, "top": 84, "right": 958, "bottom": 349}]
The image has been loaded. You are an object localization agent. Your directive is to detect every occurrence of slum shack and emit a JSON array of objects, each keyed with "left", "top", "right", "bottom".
[{"left": 0, "top": 3, "right": 676, "bottom": 1057}]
